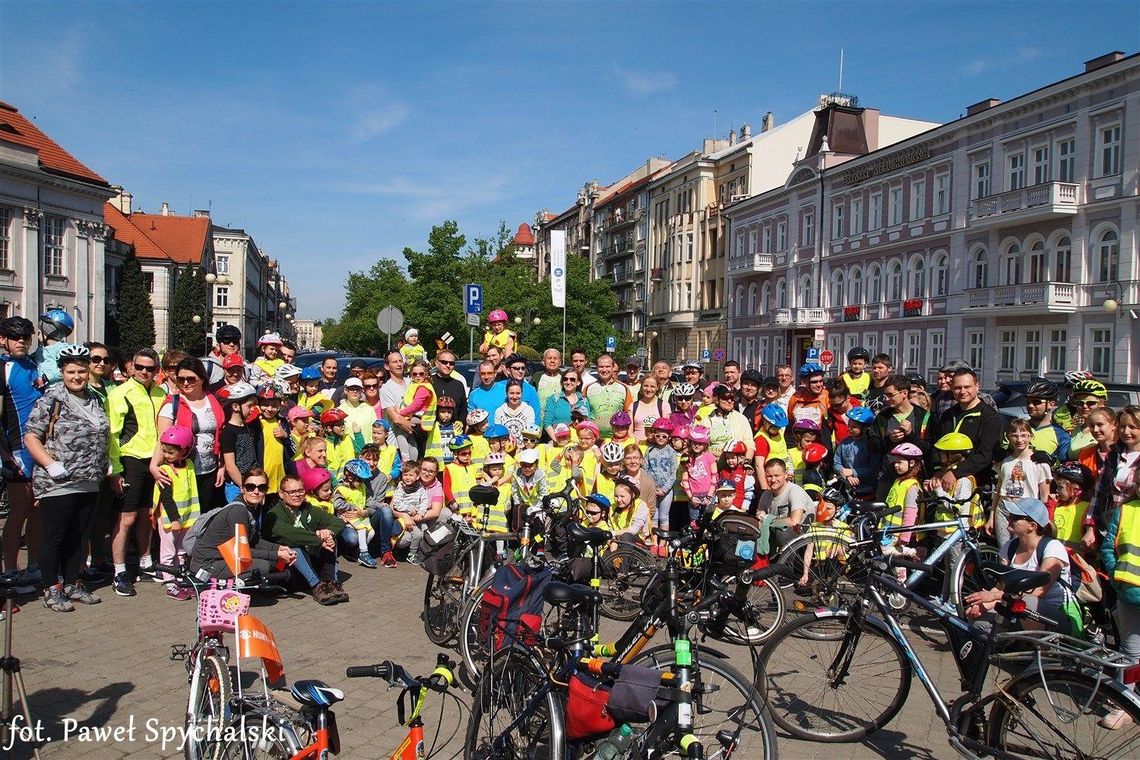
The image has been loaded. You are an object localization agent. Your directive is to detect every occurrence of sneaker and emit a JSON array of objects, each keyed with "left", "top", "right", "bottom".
[
  {"left": 381, "top": 551, "right": 397, "bottom": 568},
  {"left": 406, "top": 552, "right": 421, "bottom": 566},
  {"left": 1098, "top": 708, "right": 1134, "bottom": 730},
  {"left": 64, "top": 582, "right": 101, "bottom": 605},
  {"left": 166, "top": 585, "right": 193, "bottom": 601},
  {"left": 43, "top": 587, "right": 75, "bottom": 613},
  {"left": 112, "top": 572, "right": 136, "bottom": 597},
  {"left": 138, "top": 563, "right": 162, "bottom": 583},
  {"left": 0, "top": 570, "right": 36, "bottom": 595},
  {"left": 357, "top": 552, "right": 378, "bottom": 569},
  {"left": 22, "top": 567, "right": 42, "bottom": 585},
  {"left": 79, "top": 560, "right": 113, "bottom": 583},
  {"left": 331, "top": 582, "right": 349, "bottom": 603},
  {"left": 314, "top": 582, "right": 337, "bottom": 606}
]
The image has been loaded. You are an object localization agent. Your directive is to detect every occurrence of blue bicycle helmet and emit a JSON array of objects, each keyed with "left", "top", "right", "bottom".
[
  {"left": 847, "top": 406, "right": 875, "bottom": 424},
  {"left": 342, "top": 459, "right": 373, "bottom": 481},
  {"left": 39, "top": 308, "right": 74, "bottom": 341},
  {"left": 798, "top": 362, "right": 824, "bottom": 377},
  {"left": 299, "top": 365, "right": 321, "bottom": 381},
  {"left": 372, "top": 418, "right": 392, "bottom": 431},
  {"left": 485, "top": 424, "right": 509, "bottom": 439},
  {"left": 761, "top": 404, "right": 788, "bottom": 428}
]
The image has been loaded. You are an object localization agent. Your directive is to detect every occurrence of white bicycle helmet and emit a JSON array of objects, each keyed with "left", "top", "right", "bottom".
[
  {"left": 673, "top": 382, "right": 696, "bottom": 398},
  {"left": 600, "top": 442, "right": 625, "bottom": 463},
  {"left": 275, "top": 363, "right": 301, "bottom": 379}
]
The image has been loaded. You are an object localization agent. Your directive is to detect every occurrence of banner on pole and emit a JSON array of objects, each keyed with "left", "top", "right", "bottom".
[{"left": 550, "top": 231, "right": 567, "bottom": 309}]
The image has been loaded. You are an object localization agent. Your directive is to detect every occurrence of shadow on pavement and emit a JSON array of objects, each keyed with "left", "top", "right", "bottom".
[{"left": 16, "top": 681, "right": 135, "bottom": 757}]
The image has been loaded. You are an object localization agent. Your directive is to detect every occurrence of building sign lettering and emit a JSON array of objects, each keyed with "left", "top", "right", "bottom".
[{"left": 841, "top": 145, "right": 932, "bottom": 185}]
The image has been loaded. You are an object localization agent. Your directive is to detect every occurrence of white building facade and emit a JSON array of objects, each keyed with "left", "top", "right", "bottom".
[
  {"left": 212, "top": 224, "right": 296, "bottom": 357},
  {"left": 726, "top": 52, "right": 1139, "bottom": 387}
]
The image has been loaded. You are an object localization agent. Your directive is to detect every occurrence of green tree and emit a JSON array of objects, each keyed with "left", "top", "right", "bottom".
[
  {"left": 115, "top": 250, "right": 157, "bottom": 355},
  {"left": 168, "top": 265, "right": 207, "bottom": 354}
]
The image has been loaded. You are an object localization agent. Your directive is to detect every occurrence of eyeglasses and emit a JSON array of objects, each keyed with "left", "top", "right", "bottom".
[
  {"left": 437, "top": 359, "right": 455, "bottom": 366},
  {"left": 134, "top": 364, "right": 156, "bottom": 373},
  {"left": 243, "top": 483, "right": 270, "bottom": 493},
  {"left": 281, "top": 488, "right": 305, "bottom": 496},
  {"left": 364, "top": 383, "right": 379, "bottom": 389},
  {"left": 218, "top": 338, "right": 239, "bottom": 345},
  {"left": 89, "top": 355, "right": 108, "bottom": 364},
  {"left": 1075, "top": 400, "right": 1100, "bottom": 407},
  {"left": 176, "top": 375, "right": 200, "bottom": 385}
]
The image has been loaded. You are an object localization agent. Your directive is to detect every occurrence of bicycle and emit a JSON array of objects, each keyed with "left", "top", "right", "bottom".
[{"left": 759, "top": 520, "right": 1140, "bottom": 756}]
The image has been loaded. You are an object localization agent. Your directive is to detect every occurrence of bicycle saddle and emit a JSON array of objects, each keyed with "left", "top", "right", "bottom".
[
  {"left": 847, "top": 501, "right": 890, "bottom": 515},
  {"left": 290, "top": 680, "right": 345, "bottom": 707},
  {"left": 980, "top": 563, "right": 1053, "bottom": 595},
  {"left": 543, "top": 581, "right": 601, "bottom": 607},
  {"left": 566, "top": 522, "right": 610, "bottom": 547}
]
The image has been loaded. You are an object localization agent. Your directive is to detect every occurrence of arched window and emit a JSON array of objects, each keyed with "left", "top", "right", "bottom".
[
  {"left": 887, "top": 261, "right": 903, "bottom": 301},
  {"left": 971, "top": 246, "right": 988, "bottom": 289},
  {"left": 760, "top": 282, "right": 771, "bottom": 314},
  {"left": 1027, "top": 240, "right": 1046, "bottom": 283},
  {"left": 1097, "top": 229, "right": 1119, "bottom": 282},
  {"left": 932, "top": 253, "right": 949, "bottom": 296},
  {"left": 747, "top": 283, "right": 757, "bottom": 315},
  {"left": 830, "top": 270, "right": 845, "bottom": 306},
  {"left": 849, "top": 267, "right": 864, "bottom": 304},
  {"left": 868, "top": 264, "right": 882, "bottom": 303},
  {"left": 1002, "top": 242, "right": 1021, "bottom": 285},
  {"left": 734, "top": 285, "right": 744, "bottom": 317},
  {"left": 775, "top": 278, "right": 787, "bottom": 308},
  {"left": 799, "top": 275, "right": 813, "bottom": 308},
  {"left": 1053, "top": 236, "right": 1072, "bottom": 282},
  {"left": 908, "top": 257, "right": 925, "bottom": 299}
]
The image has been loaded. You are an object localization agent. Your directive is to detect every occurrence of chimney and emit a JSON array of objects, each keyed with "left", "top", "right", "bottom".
[
  {"left": 160, "top": 202, "right": 172, "bottom": 216},
  {"left": 1085, "top": 51, "right": 1125, "bottom": 73},
  {"left": 966, "top": 98, "right": 1001, "bottom": 117},
  {"left": 729, "top": 129, "right": 737, "bottom": 146},
  {"left": 110, "top": 186, "right": 133, "bottom": 215},
  {"left": 762, "top": 112, "right": 774, "bottom": 133},
  {"left": 741, "top": 123, "right": 751, "bottom": 140},
  {"left": 193, "top": 210, "right": 210, "bottom": 218}
]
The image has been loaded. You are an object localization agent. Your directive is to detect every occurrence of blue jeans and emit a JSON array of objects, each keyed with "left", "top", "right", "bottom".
[
  {"left": 291, "top": 547, "right": 338, "bottom": 587},
  {"left": 371, "top": 507, "right": 398, "bottom": 554}
]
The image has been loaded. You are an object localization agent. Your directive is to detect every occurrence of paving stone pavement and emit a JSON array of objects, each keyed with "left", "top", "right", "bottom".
[{"left": 4, "top": 562, "right": 966, "bottom": 760}]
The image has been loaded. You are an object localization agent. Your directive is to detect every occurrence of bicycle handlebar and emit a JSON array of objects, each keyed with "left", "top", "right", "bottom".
[
  {"left": 346, "top": 655, "right": 456, "bottom": 693},
  {"left": 153, "top": 563, "right": 287, "bottom": 592}
]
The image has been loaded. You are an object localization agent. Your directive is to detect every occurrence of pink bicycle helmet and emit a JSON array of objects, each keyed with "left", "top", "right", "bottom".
[
  {"left": 488, "top": 309, "right": 508, "bottom": 323},
  {"left": 159, "top": 426, "right": 194, "bottom": 451},
  {"left": 689, "top": 426, "right": 711, "bottom": 444},
  {"left": 301, "top": 468, "right": 332, "bottom": 492},
  {"left": 650, "top": 417, "right": 675, "bottom": 433}
]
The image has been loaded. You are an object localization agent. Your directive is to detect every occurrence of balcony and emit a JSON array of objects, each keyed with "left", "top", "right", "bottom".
[
  {"left": 968, "top": 182, "right": 1080, "bottom": 227},
  {"left": 768, "top": 308, "right": 828, "bottom": 326},
  {"left": 965, "top": 282, "right": 1081, "bottom": 312},
  {"left": 727, "top": 253, "right": 775, "bottom": 274}
]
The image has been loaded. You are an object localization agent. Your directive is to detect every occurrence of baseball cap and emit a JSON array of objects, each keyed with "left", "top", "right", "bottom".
[
  {"left": 517, "top": 449, "right": 540, "bottom": 465},
  {"left": 221, "top": 354, "right": 245, "bottom": 370},
  {"left": 349, "top": 359, "right": 368, "bottom": 370},
  {"left": 552, "top": 423, "right": 571, "bottom": 439},
  {"left": 625, "top": 356, "right": 641, "bottom": 367},
  {"left": 715, "top": 478, "right": 736, "bottom": 493},
  {"left": 1002, "top": 497, "right": 1051, "bottom": 528},
  {"left": 286, "top": 406, "right": 313, "bottom": 422},
  {"left": 343, "top": 377, "right": 364, "bottom": 389}
]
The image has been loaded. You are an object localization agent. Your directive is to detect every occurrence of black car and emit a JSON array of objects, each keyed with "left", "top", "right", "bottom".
[{"left": 294, "top": 351, "right": 345, "bottom": 369}]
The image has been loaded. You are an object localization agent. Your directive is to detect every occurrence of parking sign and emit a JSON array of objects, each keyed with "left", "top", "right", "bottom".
[
  {"left": 806, "top": 347, "right": 820, "bottom": 360},
  {"left": 464, "top": 284, "right": 483, "bottom": 315},
  {"left": 606, "top": 336, "right": 617, "bottom": 352}
]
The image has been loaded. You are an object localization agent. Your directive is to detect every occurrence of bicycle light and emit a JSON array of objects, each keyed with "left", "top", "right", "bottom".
[{"left": 1007, "top": 598, "right": 1028, "bottom": 616}]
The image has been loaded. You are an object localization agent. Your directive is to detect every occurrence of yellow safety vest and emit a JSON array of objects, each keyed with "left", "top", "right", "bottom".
[
  {"left": 806, "top": 520, "right": 850, "bottom": 560},
  {"left": 929, "top": 476, "right": 984, "bottom": 535},
  {"left": 755, "top": 429, "right": 793, "bottom": 474},
  {"left": 1113, "top": 499, "right": 1140, "bottom": 588},
  {"left": 594, "top": 472, "right": 618, "bottom": 503},
  {"left": 483, "top": 329, "right": 516, "bottom": 352},
  {"left": 402, "top": 381, "right": 437, "bottom": 432},
  {"left": 399, "top": 343, "right": 427, "bottom": 366},
  {"left": 470, "top": 435, "right": 489, "bottom": 468},
  {"left": 153, "top": 462, "right": 200, "bottom": 531},
  {"left": 425, "top": 420, "right": 463, "bottom": 463},
  {"left": 446, "top": 462, "right": 479, "bottom": 519},
  {"left": 254, "top": 357, "right": 284, "bottom": 377},
  {"left": 325, "top": 434, "right": 356, "bottom": 479},
  {"left": 884, "top": 476, "right": 919, "bottom": 533},
  {"left": 841, "top": 372, "right": 871, "bottom": 399},
  {"left": 307, "top": 496, "right": 335, "bottom": 515},
  {"left": 260, "top": 418, "right": 286, "bottom": 492},
  {"left": 539, "top": 443, "right": 572, "bottom": 489},
  {"left": 474, "top": 481, "right": 510, "bottom": 534},
  {"left": 335, "top": 483, "right": 370, "bottom": 529},
  {"left": 1053, "top": 499, "right": 1090, "bottom": 547}
]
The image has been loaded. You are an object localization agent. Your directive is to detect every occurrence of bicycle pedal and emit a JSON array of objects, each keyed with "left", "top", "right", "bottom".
[{"left": 170, "top": 644, "right": 189, "bottom": 661}]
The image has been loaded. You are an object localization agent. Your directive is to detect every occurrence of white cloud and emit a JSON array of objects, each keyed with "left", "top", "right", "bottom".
[
  {"left": 349, "top": 102, "right": 410, "bottom": 141},
  {"left": 614, "top": 67, "right": 677, "bottom": 96},
  {"left": 331, "top": 172, "right": 511, "bottom": 220},
  {"left": 961, "top": 46, "right": 1041, "bottom": 77}
]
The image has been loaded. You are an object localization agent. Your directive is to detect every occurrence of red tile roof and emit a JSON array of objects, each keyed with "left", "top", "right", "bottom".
[
  {"left": 513, "top": 222, "right": 535, "bottom": 246},
  {"left": 104, "top": 203, "right": 211, "bottom": 264},
  {"left": 0, "top": 101, "right": 108, "bottom": 186}
]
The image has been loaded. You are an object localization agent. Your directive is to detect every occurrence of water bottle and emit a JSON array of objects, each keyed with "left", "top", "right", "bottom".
[
  {"left": 735, "top": 540, "right": 755, "bottom": 563},
  {"left": 595, "top": 724, "right": 634, "bottom": 759}
]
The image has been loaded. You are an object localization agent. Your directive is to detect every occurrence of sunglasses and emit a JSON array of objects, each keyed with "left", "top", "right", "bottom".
[
  {"left": 1075, "top": 400, "right": 1100, "bottom": 407},
  {"left": 438, "top": 359, "right": 455, "bottom": 366},
  {"left": 364, "top": 383, "right": 379, "bottom": 389},
  {"left": 164, "top": 365, "right": 179, "bottom": 372},
  {"left": 563, "top": 378, "right": 579, "bottom": 384},
  {"left": 218, "top": 338, "right": 239, "bottom": 345},
  {"left": 243, "top": 483, "right": 270, "bottom": 493},
  {"left": 585, "top": 509, "right": 603, "bottom": 517},
  {"left": 90, "top": 355, "right": 108, "bottom": 364},
  {"left": 176, "top": 375, "right": 201, "bottom": 385},
  {"left": 134, "top": 364, "right": 157, "bottom": 372}
]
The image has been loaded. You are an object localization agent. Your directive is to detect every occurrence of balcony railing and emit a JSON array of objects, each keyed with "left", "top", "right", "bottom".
[
  {"left": 768, "top": 307, "right": 828, "bottom": 326},
  {"left": 968, "top": 181, "right": 1080, "bottom": 224},
  {"left": 965, "top": 282, "right": 1080, "bottom": 309},
  {"left": 727, "top": 253, "right": 775, "bottom": 273}
]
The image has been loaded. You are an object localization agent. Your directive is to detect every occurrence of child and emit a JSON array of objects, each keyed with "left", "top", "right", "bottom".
[
  {"left": 358, "top": 444, "right": 393, "bottom": 502},
  {"left": 473, "top": 452, "right": 511, "bottom": 535},
  {"left": 833, "top": 406, "right": 876, "bottom": 498},
  {"left": 484, "top": 424, "right": 515, "bottom": 485},
  {"left": 219, "top": 382, "right": 263, "bottom": 503},
  {"left": 466, "top": 409, "right": 491, "bottom": 467},
  {"left": 882, "top": 443, "right": 925, "bottom": 576},
  {"left": 425, "top": 396, "right": 463, "bottom": 464},
  {"left": 789, "top": 418, "right": 822, "bottom": 479},
  {"left": 298, "top": 366, "right": 330, "bottom": 415},
  {"left": 254, "top": 333, "right": 284, "bottom": 378},
  {"left": 582, "top": 493, "right": 612, "bottom": 532},
  {"left": 370, "top": 420, "right": 402, "bottom": 486},
  {"left": 610, "top": 479, "right": 650, "bottom": 548},
  {"left": 607, "top": 411, "right": 637, "bottom": 451},
  {"left": 399, "top": 328, "right": 427, "bottom": 366},
  {"left": 495, "top": 380, "right": 536, "bottom": 447},
  {"left": 443, "top": 435, "right": 479, "bottom": 522},
  {"left": 717, "top": 439, "right": 755, "bottom": 512},
  {"left": 670, "top": 424, "right": 691, "bottom": 531},
  {"left": 823, "top": 379, "right": 858, "bottom": 445},
  {"left": 256, "top": 383, "right": 289, "bottom": 498},
  {"left": 594, "top": 442, "right": 626, "bottom": 503},
  {"left": 479, "top": 309, "right": 517, "bottom": 356},
  {"left": 753, "top": 404, "right": 793, "bottom": 475},
  {"left": 540, "top": 423, "right": 575, "bottom": 492},
  {"left": 302, "top": 467, "right": 336, "bottom": 514},
  {"left": 681, "top": 426, "right": 717, "bottom": 524},
  {"left": 799, "top": 443, "right": 828, "bottom": 500},
  {"left": 333, "top": 459, "right": 377, "bottom": 568},
  {"left": 1051, "top": 462, "right": 1095, "bottom": 552},
  {"left": 288, "top": 405, "right": 315, "bottom": 459},
  {"left": 153, "top": 426, "right": 200, "bottom": 601},
  {"left": 511, "top": 449, "right": 549, "bottom": 531},
  {"left": 645, "top": 418, "right": 680, "bottom": 557},
  {"left": 797, "top": 487, "right": 850, "bottom": 588},
  {"left": 840, "top": 348, "right": 871, "bottom": 401},
  {"left": 519, "top": 424, "right": 542, "bottom": 452},
  {"left": 929, "top": 433, "right": 981, "bottom": 534},
  {"left": 321, "top": 408, "right": 362, "bottom": 479},
  {"left": 989, "top": 418, "right": 1052, "bottom": 540},
  {"left": 572, "top": 420, "right": 602, "bottom": 496},
  {"left": 390, "top": 461, "right": 430, "bottom": 564},
  {"left": 710, "top": 478, "right": 738, "bottom": 520}
]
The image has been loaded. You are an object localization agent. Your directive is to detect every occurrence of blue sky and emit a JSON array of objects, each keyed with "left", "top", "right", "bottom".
[{"left": 1, "top": 1, "right": 1135, "bottom": 320}]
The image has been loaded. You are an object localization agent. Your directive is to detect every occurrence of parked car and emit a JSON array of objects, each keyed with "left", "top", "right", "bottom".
[
  {"left": 293, "top": 351, "right": 345, "bottom": 368},
  {"left": 991, "top": 379, "right": 1140, "bottom": 422}
]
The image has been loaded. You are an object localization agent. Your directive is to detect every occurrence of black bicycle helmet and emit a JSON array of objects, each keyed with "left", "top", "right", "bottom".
[
  {"left": 0, "top": 317, "right": 34, "bottom": 339},
  {"left": 216, "top": 324, "right": 242, "bottom": 343},
  {"left": 820, "top": 486, "right": 847, "bottom": 506},
  {"left": 1053, "top": 462, "right": 1093, "bottom": 491},
  {"left": 741, "top": 369, "right": 764, "bottom": 386},
  {"left": 847, "top": 346, "right": 870, "bottom": 362},
  {"left": 1025, "top": 379, "right": 1059, "bottom": 401}
]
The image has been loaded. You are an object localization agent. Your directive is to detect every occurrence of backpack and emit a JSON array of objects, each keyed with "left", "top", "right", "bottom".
[
  {"left": 182, "top": 503, "right": 232, "bottom": 555},
  {"left": 1002, "top": 536, "right": 1086, "bottom": 597},
  {"left": 420, "top": 520, "right": 459, "bottom": 576},
  {"left": 477, "top": 563, "right": 552, "bottom": 652}
]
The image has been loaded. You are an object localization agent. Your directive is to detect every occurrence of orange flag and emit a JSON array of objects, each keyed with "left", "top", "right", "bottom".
[
  {"left": 237, "top": 614, "right": 285, "bottom": 684},
  {"left": 220, "top": 524, "right": 253, "bottom": 578}
]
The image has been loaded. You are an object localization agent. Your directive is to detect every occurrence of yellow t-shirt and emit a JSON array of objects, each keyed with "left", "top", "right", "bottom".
[
  {"left": 483, "top": 329, "right": 516, "bottom": 353},
  {"left": 259, "top": 418, "right": 286, "bottom": 492}
]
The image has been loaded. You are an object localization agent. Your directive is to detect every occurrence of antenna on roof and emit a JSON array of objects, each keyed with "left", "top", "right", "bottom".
[
  {"left": 838, "top": 48, "right": 845, "bottom": 92},
  {"left": 713, "top": 109, "right": 717, "bottom": 139}
]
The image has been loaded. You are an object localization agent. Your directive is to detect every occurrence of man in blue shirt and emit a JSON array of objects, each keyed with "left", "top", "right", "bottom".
[
  {"left": 468, "top": 360, "right": 506, "bottom": 418},
  {"left": 0, "top": 317, "right": 44, "bottom": 591}
]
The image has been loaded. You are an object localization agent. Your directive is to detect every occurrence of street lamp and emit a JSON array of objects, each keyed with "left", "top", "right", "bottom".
[
  {"left": 533, "top": 317, "right": 541, "bottom": 326},
  {"left": 192, "top": 315, "right": 201, "bottom": 324},
  {"left": 513, "top": 316, "right": 523, "bottom": 326},
  {"left": 204, "top": 273, "right": 217, "bottom": 284}
]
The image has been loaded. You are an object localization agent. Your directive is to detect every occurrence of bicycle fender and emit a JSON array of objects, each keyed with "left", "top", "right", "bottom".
[
  {"left": 801, "top": 607, "right": 899, "bottom": 639},
  {"left": 1001, "top": 664, "right": 1140, "bottom": 711},
  {"left": 639, "top": 643, "right": 733, "bottom": 661}
]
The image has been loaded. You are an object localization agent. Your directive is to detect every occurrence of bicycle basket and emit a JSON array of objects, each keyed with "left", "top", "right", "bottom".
[
  {"left": 421, "top": 520, "right": 459, "bottom": 575},
  {"left": 198, "top": 588, "right": 251, "bottom": 634},
  {"left": 708, "top": 512, "right": 761, "bottom": 572}
]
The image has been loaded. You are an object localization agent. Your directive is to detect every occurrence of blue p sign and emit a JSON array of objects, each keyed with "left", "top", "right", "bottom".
[
  {"left": 464, "top": 284, "right": 483, "bottom": 315},
  {"left": 606, "top": 336, "right": 617, "bottom": 352}
]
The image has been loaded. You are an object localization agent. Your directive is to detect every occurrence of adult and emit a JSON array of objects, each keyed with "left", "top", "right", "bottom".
[
  {"left": 431, "top": 349, "right": 469, "bottom": 422},
  {"left": 502, "top": 353, "right": 542, "bottom": 421},
  {"left": 869, "top": 375, "right": 931, "bottom": 499},
  {"left": 1100, "top": 466, "right": 1140, "bottom": 730},
  {"left": 586, "top": 353, "right": 632, "bottom": 438},
  {"left": 204, "top": 324, "right": 265, "bottom": 390},
  {"left": 570, "top": 348, "right": 597, "bottom": 392},
  {"left": 931, "top": 360, "right": 969, "bottom": 418},
  {"left": 542, "top": 369, "right": 592, "bottom": 438},
  {"left": 263, "top": 474, "right": 347, "bottom": 605},
  {"left": 361, "top": 369, "right": 386, "bottom": 419},
  {"left": 279, "top": 340, "right": 297, "bottom": 365},
  {"left": 159, "top": 350, "right": 187, "bottom": 397},
  {"left": 390, "top": 457, "right": 450, "bottom": 559},
  {"left": 531, "top": 349, "right": 564, "bottom": 417},
  {"left": 1023, "top": 380, "right": 1071, "bottom": 460},
  {"left": 107, "top": 348, "right": 168, "bottom": 597},
  {"left": 84, "top": 341, "right": 114, "bottom": 406},
  {"left": 0, "top": 316, "right": 43, "bottom": 590},
  {"left": 380, "top": 350, "right": 418, "bottom": 462},
  {"left": 1058, "top": 376, "right": 1109, "bottom": 454},
  {"left": 188, "top": 468, "right": 296, "bottom": 580},
  {"left": 866, "top": 353, "right": 894, "bottom": 408},
  {"left": 722, "top": 360, "right": 741, "bottom": 391},
  {"left": 651, "top": 360, "right": 675, "bottom": 400},
  {"left": 739, "top": 370, "right": 765, "bottom": 433},
  {"left": 629, "top": 376, "right": 670, "bottom": 442},
  {"left": 25, "top": 346, "right": 108, "bottom": 610},
  {"left": 81, "top": 341, "right": 115, "bottom": 578},
  {"left": 1089, "top": 406, "right": 1140, "bottom": 533},
  {"left": 927, "top": 368, "right": 1003, "bottom": 495},
  {"left": 332, "top": 359, "right": 369, "bottom": 404},
  {"left": 774, "top": 364, "right": 795, "bottom": 412},
  {"left": 318, "top": 357, "right": 340, "bottom": 397},
  {"left": 485, "top": 346, "right": 507, "bottom": 378},
  {"left": 151, "top": 357, "right": 226, "bottom": 515},
  {"left": 338, "top": 377, "right": 378, "bottom": 434},
  {"left": 704, "top": 385, "right": 753, "bottom": 457},
  {"left": 788, "top": 366, "right": 830, "bottom": 429},
  {"left": 468, "top": 361, "right": 506, "bottom": 417},
  {"left": 756, "top": 459, "right": 814, "bottom": 550},
  {"left": 681, "top": 361, "right": 704, "bottom": 392},
  {"left": 623, "top": 357, "right": 644, "bottom": 390}
]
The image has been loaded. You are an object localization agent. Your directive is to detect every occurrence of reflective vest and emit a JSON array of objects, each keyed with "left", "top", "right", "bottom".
[
  {"left": 841, "top": 372, "right": 871, "bottom": 400},
  {"left": 539, "top": 443, "right": 572, "bottom": 490},
  {"left": 254, "top": 357, "right": 284, "bottom": 377},
  {"left": 335, "top": 483, "right": 369, "bottom": 530},
  {"left": 399, "top": 343, "right": 427, "bottom": 366},
  {"left": 446, "top": 462, "right": 479, "bottom": 520},
  {"left": 476, "top": 482, "right": 510, "bottom": 534},
  {"left": 402, "top": 381, "right": 437, "bottom": 432},
  {"left": 1053, "top": 499, "right": 1090, "bottom": 546},
  {"left": 806, "top": 520, "right": 850, "bottom": 559},
  {"left": 755, "top": 429, "right": 793, "bottom": 474},
  {"left": 1113, "top": 499, "right": 1140, "bottom": 588},
  {"left": 610, "top": 499, "right": 648, "bottom": 541},
  {"left": 307, "top": 497, "right": 335, "bottom": 515},
  {"left": 929, "top": 476, "right": 984, "bottom": 535},
  {"left": 425, "top": 420, "right": 463, "bottom": 464},
  {"left": 594, "top": 472, "right": 618, "bottom": 503},
  {"left": 884, "top": 476, "right": 919, "bottom": 533},
  {"left": 153, "top": 463, "right": 200, "bottom": 531},
  {"left": 577, "top": 448, "right": 600, "bottom": 495},
  {"left": 325, "top": 434, "right": 356, "bottom": 479},
  {"left": 470, "top": 435, "right": 489, "bottom": 468},
  {"left": 483, "top": 329, "right": 516, "bottom": 353},
  {"left": 788, "top": 447, "right": 804, "bottom": 480}
]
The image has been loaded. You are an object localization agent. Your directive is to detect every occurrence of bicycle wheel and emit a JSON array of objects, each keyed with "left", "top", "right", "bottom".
[
  {"left": 185, "top": 654, "right": 233, "bottom": 760},
  {"left": 599, "top": 545, "right": 657, "bottom": 622},
  {"left": 950, "top": 542, "right": 1001, "bottom": 618},
  {"left": 423, "top": 571, "right": 465, "bottom": 645},
  {"left": 987, "top": 668, "right": 1140, "bottom": 758},
  {"left": 465, "top": 646, "right": 565, "bottom": 760},
  {"left": 458, "top": 575, "right": 497, "bottom": 687},
  {"left": 215, "top": 711, "right": 305, "bottom": 759},
  {"left": 775, "top": 531, "right": 862, "bottom": 616},
  {"left": 632, "top": 648, "right": 778, "bottom": 759},
  {"left": 760, "top": 612, "right": 911, "bottom": 742},
  {"left": 701, "top": 574, "right": 786, "bottom": 645}
]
